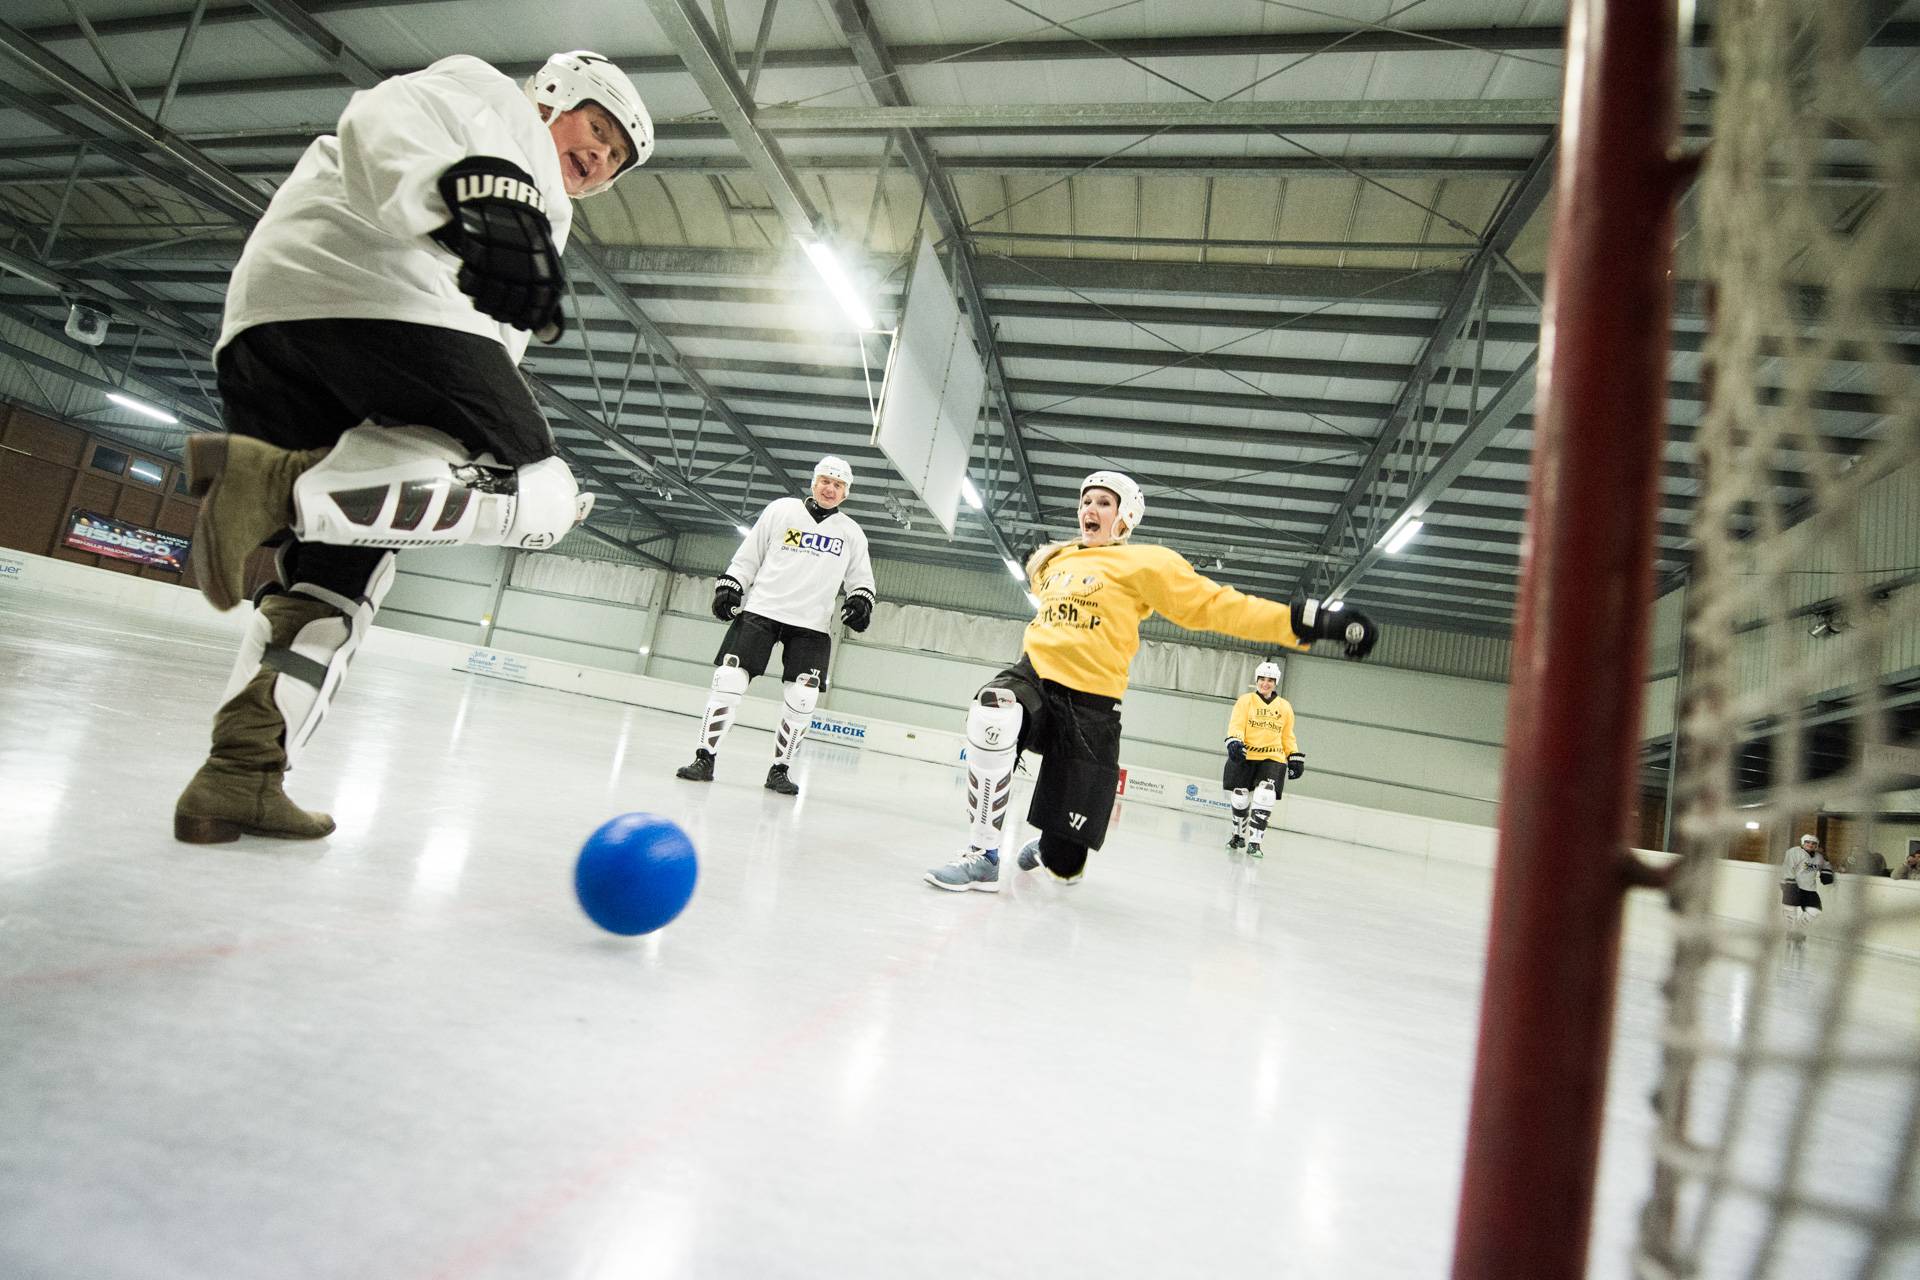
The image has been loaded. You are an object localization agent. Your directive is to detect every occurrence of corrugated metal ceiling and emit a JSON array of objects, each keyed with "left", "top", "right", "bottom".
[{"left": 0, "top": 0, "right": 1915, "bottom": 638}]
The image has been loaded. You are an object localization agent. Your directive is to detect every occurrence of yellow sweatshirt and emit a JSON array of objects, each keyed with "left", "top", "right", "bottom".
[
  {"left": 1228, "top": 691, "right": 1299, "bottom": 761},
  {"left": 1021, "top": 541, "right": 1309, "bottom": 699}
]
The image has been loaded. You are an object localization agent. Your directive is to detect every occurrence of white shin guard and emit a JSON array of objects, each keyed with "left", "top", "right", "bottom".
[
  {"left": 1230, "top": 787, "right": 1250, "bottom": 835},
  {"left": 965, "top": 688, "right": 1022, "bottom": 851},
  {"left": 1247, "top": 780, "right": 1277, "bottom": 847},
  {"left": 293, "top": 425, "right": 587, "bottom": 551},
  {"left": 774, "top": 673, "right": 820, "bottom": 765},
  {"left": 696, "top": 658, "right": 750, "bottom": 755},
  {"left": 221, "top": 553, "right": 397, "bottom": 763}
]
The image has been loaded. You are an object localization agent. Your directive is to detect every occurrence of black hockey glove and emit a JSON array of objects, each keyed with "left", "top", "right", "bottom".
[
  {"left": 1290, "top": 599, "right": 1379, "bottom": 661},
  {"left": 1225, "top": 739, "right": 1247, "bottom": 764},
  {"left": 841, "top": 590, "right": 873, "bottom": 632},
  {"left": 1287, "top": 752, "right": 1306, "bottom": 780},
  {"left": 432, "top": 157, "right": 566, "bottom": 339},
  {"left": 711, "top": 576, "right": 743, "bottom": 622}
]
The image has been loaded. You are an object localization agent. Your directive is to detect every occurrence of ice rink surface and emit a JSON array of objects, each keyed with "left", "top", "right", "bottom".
[{"left": 2, "top": 591, "right": 1912, "bottom": 1279}]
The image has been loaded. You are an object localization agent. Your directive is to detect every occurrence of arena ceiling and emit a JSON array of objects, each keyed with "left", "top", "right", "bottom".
[{"left": 1, "top": 0, "right": 1915, "bottom": 638}]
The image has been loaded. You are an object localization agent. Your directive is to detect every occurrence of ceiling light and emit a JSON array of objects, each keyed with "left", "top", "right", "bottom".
[
  {"left": 105, "top": 392, "right": 177, "bottom": 424},
  {"left": 960, "top": 475, "right": 983, "bottom": 511},
  {"left": 802, "top": 239, "right": 874, "bottom": 330},
  {"left": 1744, "top": 821, "right": 1761, "bottom": 830},
  {"left": 735, "top": 524, "right": 751, "bottom": 537},
  {"left": 1381, "top": 519, "right": 1424, "bottom": 555},
  {"left": 1004, "top": 558, "right": 1025, "bottom": 582},
  {"left": 1025, "top": 592, "right": 1041, "bottom": 609},
  {"left": 1326, "top": 599, "right": 1345, "bottom": 613}
]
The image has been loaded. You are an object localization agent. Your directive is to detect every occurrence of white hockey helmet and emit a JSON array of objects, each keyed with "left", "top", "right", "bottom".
[
  {"left": 1800, "top": 833, "right": 1820, "bottom": 847},
  {"left": 525, "top": 51, "right": 654, "bottom": 193},
  {"left": 1253, "top": 660, "right": 1281, "bottom": 685},
  {"left": 813, "top": 456, "right": 853, "bottom": 487},
  {"left": 1081, "top": 470, "right": 1145, "bottom": 539}
]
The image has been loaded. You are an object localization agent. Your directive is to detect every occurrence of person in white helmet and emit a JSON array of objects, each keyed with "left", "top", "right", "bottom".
[
  {"left": 675, "top": 456, "right": 877, "bottom": 795},
  {"left": 927, "top": 471, "right": 1380, "bottom": 891},
  {"left": 1780, "top": 832, "right": 1835, "bottom": 936},
  {"left": 1222, "top": 659, "right": 1303, "bottom": 856},
  {"left": 172, "top": 51, "right": 653, "bottom": 844}
]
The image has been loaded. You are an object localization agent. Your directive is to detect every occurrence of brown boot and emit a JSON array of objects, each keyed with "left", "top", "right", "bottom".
[
  {"left": 186, "top": 434, "right": 327, "bottom": 612},
  {"left": 174, "top": 595, "right": 340, "bottom": 843}
]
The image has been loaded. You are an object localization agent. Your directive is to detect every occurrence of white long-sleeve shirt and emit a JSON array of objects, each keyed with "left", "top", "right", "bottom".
[
  {"left": 1782, "top": 845, "right": 1833, "bottom": 892},
  {"left": 218, "top": 55, "right": 571, "bottom": 362},
  {"left": 725, "top": 497, "right": 875, "bottom": 634}
]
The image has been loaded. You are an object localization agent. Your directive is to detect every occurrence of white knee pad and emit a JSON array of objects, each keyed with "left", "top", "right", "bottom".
[
  {"left": 697, "top": 656, "right": 751, "bottom": 753},
  {"left": 967, "top": 688, "right": 1022, "bottom": 781},
  {"left": 1230, "top": 787, "right": 1249, "bottom": 811},
  {"left": 775, "top": 672, "right": 820, "bottom": 765},
  {"left": 222, "top": 553, "right": 397, "bottom": 763},
  {"left": 1250, "top": 780, "right": 1277, "bottom": 816},
  {"left": 293, "top": 425, "right": 584, "bottom": 551},
  {"left": 965, "top": 688, "right": 1023, "bottom": 849}
]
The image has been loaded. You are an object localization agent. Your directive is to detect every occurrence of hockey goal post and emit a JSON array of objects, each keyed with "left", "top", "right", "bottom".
[{"left": 1451, "top": 2, "right": 1920, "bottom": 1278}]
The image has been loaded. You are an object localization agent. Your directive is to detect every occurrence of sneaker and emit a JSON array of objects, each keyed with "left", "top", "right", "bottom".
[
  {"left": 675, "top": 750, "right": 715, "bottom": 782},
  {"left": 764, "top": 764, "right": 799, "bottom": 795},
  {"left": 1015, "top": 838, "right": 1083, "bottom": 884},
  {"left": 925, "top": 849, "right": 1000, "bottom": 892}
]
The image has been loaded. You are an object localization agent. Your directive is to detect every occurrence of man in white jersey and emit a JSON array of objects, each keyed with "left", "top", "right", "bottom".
[
  {"left": 171, "top": 52, "right": 654, "bottom": 843},
  {"left": 674, "top": 456, "right": 876, "bottom": 795}
]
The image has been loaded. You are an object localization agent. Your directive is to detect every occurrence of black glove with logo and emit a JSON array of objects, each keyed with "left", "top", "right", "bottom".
[
  {"left": 841, "top": 590, "right": 873, "bottom": 632},
  {"left": 1225, "top": 739, "right": 1247, "bottom": 764},
  {"left": 1291, "top": 599, "right": 1380, "bottom": 661},
  {"left": 431, "top": 157, "right": 565, "bottom": 339},
  {"left": 712, "top": 575, "right": 743, "bottom": 622},
  {"left": 1287, "top": 752, "right": 1306, "bottom": 780}
]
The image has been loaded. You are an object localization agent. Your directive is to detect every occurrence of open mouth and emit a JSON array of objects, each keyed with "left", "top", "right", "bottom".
[{"left": 569, "top": 154, "right": 590, "bottom": 183}]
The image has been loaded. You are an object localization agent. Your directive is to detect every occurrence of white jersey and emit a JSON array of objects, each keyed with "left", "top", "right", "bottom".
[
  {"left": 1782, "top": 845, "right": 1832, "bottom": 892},
  {"left": 725, "top": 497, "right": 875, "bottom": 634},
  {"left": 218, "top": 55, "right": 571, "bottom": 364}
]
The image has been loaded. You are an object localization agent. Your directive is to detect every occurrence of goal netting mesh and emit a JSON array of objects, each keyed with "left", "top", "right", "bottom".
[{"left": 1635, "top": 3, "right": 1920, "bottom": 1278}]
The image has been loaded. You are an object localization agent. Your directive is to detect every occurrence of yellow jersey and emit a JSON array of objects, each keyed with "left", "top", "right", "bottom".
[
  {"left": 1021, "top": 541, "right": 1309, "bottom": 699},
  {"left": 1228, "top": 691, "right": 1299, "bottom": 761}
]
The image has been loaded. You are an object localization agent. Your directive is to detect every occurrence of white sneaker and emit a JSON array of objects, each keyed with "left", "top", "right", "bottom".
[{"left": 925, "top": 849, "right": 1000, "bottom": 892}]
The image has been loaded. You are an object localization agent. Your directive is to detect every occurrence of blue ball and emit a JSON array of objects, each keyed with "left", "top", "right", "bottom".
[{"left": 574, "top": 813, "right": 698, "bottom": 936}]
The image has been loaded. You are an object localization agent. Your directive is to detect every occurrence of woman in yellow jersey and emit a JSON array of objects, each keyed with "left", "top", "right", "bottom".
[
  {"left": 1222, "top": 660, "right": 1303, "bottom": 857},
  {"left": 926, "top": 471, "right": 1378, "bottom": 892}
]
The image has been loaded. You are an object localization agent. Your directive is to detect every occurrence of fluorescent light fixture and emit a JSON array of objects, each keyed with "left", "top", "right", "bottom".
[
  {"left": 1004, "top": 558, "right": 1025, "bottom": 582},
  {"left": 1325, "top": 599, "right": 1345, "bottom": 613},
  {"left": 802, "top": 239, "right": 874, "bottom": 330},
  {"left": 1381, "top": 518, "right": 1424, "bottom": 555},
  {"left": 105, "top": 391, "right": 177, "bottom": 424},
  {"left": 1025, "top": 592, "right": 1041, "bottom": 610},
  {"left": 1744, "top": 821, "right": 1761, "bottom": 830},
  {"left": 960, "top": 475, "right": 983, "bottom": 511},
  {"left": 735, "top": 524, "right": 752, "bottom": 537}
]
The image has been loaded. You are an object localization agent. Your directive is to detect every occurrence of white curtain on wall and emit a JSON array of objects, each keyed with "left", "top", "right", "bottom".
[
  {"left": 863, "top": 601, "right": 1026, "bottom": 666},
  {"left": 1134, "top": 639, "right": 1263, "bottom": 699},
  {"left": 509, "top": 554, "right": 660, "bottom": 606}
]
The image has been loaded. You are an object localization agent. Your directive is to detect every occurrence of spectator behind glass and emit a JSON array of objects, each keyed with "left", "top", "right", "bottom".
[{"left": 1895, "top": 850, "right": 1920, "bottom": 882}]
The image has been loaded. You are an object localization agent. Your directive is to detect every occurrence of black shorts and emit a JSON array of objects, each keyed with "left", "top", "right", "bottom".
[
  {"left": 214, "top": 320, "right": 555, "bottom": 598},
  {"left": 986, "top": 656, "right": 1123, "bottom": 849},
  {"left": 216, "top": 319, "right": 553, "bottom": 464},
  {"left": 1223, "top": 756, "right": 1286, "bottom": 794},
  {"left": 1780, "top": 884, "right": 1823, "bottom": 910},
  {"left": 718, "top": 611, "right": 832, "bottom": 684}
]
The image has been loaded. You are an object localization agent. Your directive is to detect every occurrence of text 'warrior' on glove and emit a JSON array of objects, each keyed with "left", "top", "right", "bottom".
[{"left": 432, "top": 157, "right": 566, "bottom": 340}]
